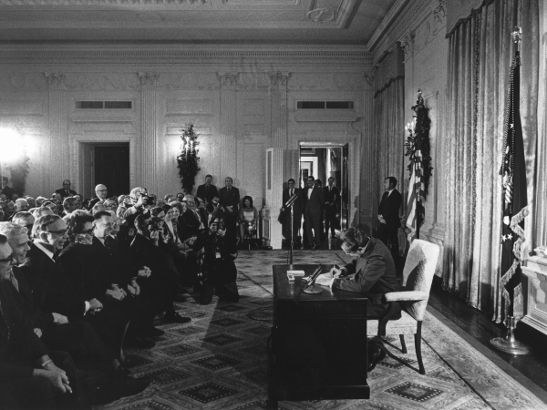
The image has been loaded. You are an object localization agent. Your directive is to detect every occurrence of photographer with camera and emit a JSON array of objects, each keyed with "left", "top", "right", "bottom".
[
  {"left": 120, "top": 187, "right": 155, "bottom": 248},
  {"left": 197, "top": 216, "right": 239, "bottom": 305}
]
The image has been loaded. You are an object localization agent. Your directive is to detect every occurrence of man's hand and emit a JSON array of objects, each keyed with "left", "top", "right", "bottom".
[
  {"left": 150, "top": 230, "right": 160, "bottom": 244},
  {"left": 315, "top": 272, "right": 334, "bottom": 287},
  {"left": 52, "top": 312, "right": 69, "bottom": 325},
  {"left": 34, "top": 360, "right": 72, "bottom": 394},
  {"left": 107, "top": 286, "right": 126, "bottom": 301},
  {"left": 226, "top": 205, "right": 234, "bottom": 213},
  {"left": 33, "top": 328, "right": 43, "bottom": 338},
  {"left": 129, "top": 279, "right": 141, "bottom": 296},
  {"left": 88, "top": 298, "right": 103, "bottom": 314},
  {"left": 138, "top": 266, "right": 152, "bottom": 277},
  {"left": 329, "top": 265, "right": 342, "bottom": 278}
]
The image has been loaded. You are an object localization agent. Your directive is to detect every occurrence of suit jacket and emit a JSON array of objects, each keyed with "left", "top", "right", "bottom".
[
  {"left": 0, "top": 185, "right": 15, "bottom": 200},
  {"left": 21, "top": 243, "right": 87, "bottom": 323},
  {"left": 196, "top": 184, "right": 218, "bottom": 204},
  {"left": 218, "top": 186, "right": 240, "bottom": 214},
  {"left": 333, "top": 238, "right": 402, "bottom": 295},
  {"left": 323, "top": 186, "right": 340, "bottom": 211},
  {"left": 55, "top": 188, "right": 78, "bottom": 199},
  {"left": 378, "top": 189, "right": 402, "bottom": 229},
  {"left": 12, "top": 267, "right": 54, "bottom": 331},
  {"left": 0, "top": 281, "right": 48, "bottom": 382},
  {"left": 303, "top": 187, "right": 325, "bottom": 219}
]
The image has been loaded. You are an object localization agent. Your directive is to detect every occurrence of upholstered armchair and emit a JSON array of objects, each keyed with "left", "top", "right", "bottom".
[{"left": 367, "top": 239, "right": 440, "bottom": 374}]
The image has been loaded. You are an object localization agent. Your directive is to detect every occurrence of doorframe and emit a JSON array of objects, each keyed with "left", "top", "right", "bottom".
[{"left": 70, "top": 132, "right": 137, "bottom": 199}]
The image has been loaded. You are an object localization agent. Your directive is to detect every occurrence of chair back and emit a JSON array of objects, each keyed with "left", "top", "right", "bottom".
[{"left": 401, "top": 239, "right": 440, "bottom": 321}]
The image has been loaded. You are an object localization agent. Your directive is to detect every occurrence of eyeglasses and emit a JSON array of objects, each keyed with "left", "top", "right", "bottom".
[
  {"left": 46, "top": 229, "right": 67, "bottom": 236},
  {"left": 0, "top": 254, "right": 14, "bottom": 264}
]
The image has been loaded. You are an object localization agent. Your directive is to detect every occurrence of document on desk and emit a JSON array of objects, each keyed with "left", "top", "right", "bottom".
[{"left": 287, "top": 270, "right": 305, "bottom": 276}]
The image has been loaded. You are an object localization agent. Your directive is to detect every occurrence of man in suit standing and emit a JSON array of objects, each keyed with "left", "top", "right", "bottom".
[
  {"left": 303, "top": 176, "right": 325, "bottom": 250},
  {"left": 196, "top": 174, "right": 218, "bottom": 208},
  {"left": 377, "top": 176, "right": 402, "bottom": 258},
  {"left": 281, "top": 178, "right": 302, "bottom": 246},
  {"left": 1, "top": 177, "right": 15, "bottom": 200},
  {"left": 55, "top": 180, "right": 78, "bottom": 200},
  {"left": 323, "top": 177, "right": 340, "bottom": 238},
  {"left": 218, "top": 177, "right": 240, "bottom": 240}
]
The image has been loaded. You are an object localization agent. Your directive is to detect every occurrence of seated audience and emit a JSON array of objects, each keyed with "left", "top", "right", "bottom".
[{"left": 130, "top": 213, "right": 191, "bottom": 324}]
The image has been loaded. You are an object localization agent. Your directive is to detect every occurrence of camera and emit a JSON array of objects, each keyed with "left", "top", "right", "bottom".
[{"left": 141, "top": 192, "right": 155, "bottom": 206}]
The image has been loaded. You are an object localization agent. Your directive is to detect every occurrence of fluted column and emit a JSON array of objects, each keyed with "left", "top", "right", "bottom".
[
  {"left": 268, "top": 72, "right": 291, "bottom": 248},
  {"left": 139, "top": 72, "right": 159, "bottom": 191},
  {"left": 45, "top": 72, "right": 68, "bottom": 194},
  {"left": 359, "top": 75, "right": 376, "bottom": 233},
  {"left": 218, "top": 72, "right": 238, "bottom": 180}
]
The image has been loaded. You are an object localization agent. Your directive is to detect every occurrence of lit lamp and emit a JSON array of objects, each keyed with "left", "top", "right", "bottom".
[{"left": 0, "top": 127, "right": 25, "bottom": 184}]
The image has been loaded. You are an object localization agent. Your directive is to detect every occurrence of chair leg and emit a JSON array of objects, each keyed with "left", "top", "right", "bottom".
[
  {"left": 415, "top": 321, "right": 425, "bottom": 374},
  {"left": 399, "top": 335, "right": 407, "bottom": 354}
]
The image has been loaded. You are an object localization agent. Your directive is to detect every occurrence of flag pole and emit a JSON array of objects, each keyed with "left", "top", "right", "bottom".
[{"left": 489, "top": 26, "right": 530, "bottom": 356}]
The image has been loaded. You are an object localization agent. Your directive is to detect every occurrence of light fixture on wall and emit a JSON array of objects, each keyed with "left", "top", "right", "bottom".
[{"left": 0, "top": 127, "right": 31, "bottom": 196}]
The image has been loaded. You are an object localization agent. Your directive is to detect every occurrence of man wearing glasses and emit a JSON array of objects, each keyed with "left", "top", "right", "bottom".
[
  {"left": 88, "top": 184, "right": 108, "bottom": 210},
  {"left": 0, "top": 233, "right": 89, "bottom": 409},
  {"left": 55, "top": 180, "right": 78, "bottom": 200}
]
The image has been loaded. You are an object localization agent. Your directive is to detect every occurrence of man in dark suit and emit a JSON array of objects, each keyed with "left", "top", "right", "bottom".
[
  {"left": 323, "top": 177, "right": 340, "bottom": 238},
  {"left": 281, "top": 178, "right": 302, "bottom": 246},
  {"left": 0, "top": 233, "right": 89, "bottom": 409},
  {"left": 55, "top": 180, "right": 78, "bottom": 200},
  {"left": 218, "top": 177, "right": 240, "bottom": 239},
  {"left": 88, "top": 184, "right": 108, "bottom": 210},
  {"left": 196, "top": 174, "right": 218, "bottom": 208},
  {"left": 377, "top": 176, "right": 402, "bottom": 258},
  {"left": 1, "top": 176, "right": 15, "bottom": 200},
  {"left": 303, "top": 176, "right": 325, "bottom": 250}
]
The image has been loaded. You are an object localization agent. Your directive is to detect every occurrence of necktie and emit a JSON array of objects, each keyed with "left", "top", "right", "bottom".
[
  {"left": 9, "top": 270, "right": 18, "bottom": 292},
  {"left": 0, "top": 299, "right": 11, "bottom": 341},
  {"left": 290, "top": 189, "right": 293, "bottom": 196},
  {"left": 66, "top": 190, "right": 69, "bottom": 196}
]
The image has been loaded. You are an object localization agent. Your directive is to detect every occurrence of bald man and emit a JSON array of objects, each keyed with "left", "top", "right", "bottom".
[{"left": 88, "top": 184, "right": 108, "bottom": 210}]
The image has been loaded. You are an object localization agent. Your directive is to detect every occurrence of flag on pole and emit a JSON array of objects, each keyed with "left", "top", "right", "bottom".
[
  {"left": 406, "top": 149, "right": 425, "bottom": 231},
  {"left": 499, "top": 45, "right": 528, "bottom": 319},
  {"left": 405, "top": 91, "right": 429, "bottom": 237}
]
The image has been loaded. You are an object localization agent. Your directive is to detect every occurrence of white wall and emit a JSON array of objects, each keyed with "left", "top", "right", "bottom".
[{"left": 0, "top": 46, "right": 372, "bottom": 247}]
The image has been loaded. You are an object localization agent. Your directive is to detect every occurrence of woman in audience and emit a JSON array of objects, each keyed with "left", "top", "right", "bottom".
[{"left": 239, "top": 195, "right": 258, "bottom": 241}]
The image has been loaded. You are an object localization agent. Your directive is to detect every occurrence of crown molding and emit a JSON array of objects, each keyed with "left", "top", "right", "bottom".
[
  {"left": 0, "top": 45, "right": 372, "bottom": 69},
  {"left": 368, "top": 0, "right": 436, "bottom": 61}
]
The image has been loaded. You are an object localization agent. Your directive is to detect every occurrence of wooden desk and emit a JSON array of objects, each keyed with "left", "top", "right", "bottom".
[{"left": 267, "top": 264, "right": 369, "bottom": 409}]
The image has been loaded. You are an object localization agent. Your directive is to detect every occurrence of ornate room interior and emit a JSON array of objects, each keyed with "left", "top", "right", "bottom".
[{"left": 0, "top": 0, "right": 546, "bottom": 409}]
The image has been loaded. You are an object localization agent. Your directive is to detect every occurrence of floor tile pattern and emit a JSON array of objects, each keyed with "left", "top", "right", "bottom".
[{"left": 96, "top": 250, "right": 546, "bottom": 410}]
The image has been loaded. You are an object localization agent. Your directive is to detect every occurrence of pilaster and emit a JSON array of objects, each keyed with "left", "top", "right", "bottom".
[
  {"left": 139, "top": 72, "right": 159, "bottom": 190},
  {"left": 45, "top": 71, "right": 67, "bottom": 193},
  {"left": 218, "top": 72, "right": 238, "bottom": 181},
  {"left": 359, "top": 83, "right": 376, "bottom": 233}
]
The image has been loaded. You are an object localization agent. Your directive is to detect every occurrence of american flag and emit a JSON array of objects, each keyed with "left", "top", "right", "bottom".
[
  {"left": 499, "top": 47, "right": 528, "bottom": 319},
  {"left": 406, "top": 147, "right": 425, "bottom": 233}
]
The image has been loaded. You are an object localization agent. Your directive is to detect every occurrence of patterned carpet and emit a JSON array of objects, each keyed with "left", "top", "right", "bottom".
[{"left": 95, "top": 250, "right": 547, "bottom": 410}]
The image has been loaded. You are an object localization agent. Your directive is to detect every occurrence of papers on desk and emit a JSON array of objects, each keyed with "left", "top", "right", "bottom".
[
  {"left": 286, "top": 270, "right": 305, "bottom": 282},
  {"left": 287, "top": 270, "right": 305, "bottom": 276}
]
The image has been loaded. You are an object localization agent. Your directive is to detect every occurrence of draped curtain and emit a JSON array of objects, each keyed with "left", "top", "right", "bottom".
[
  {"left": 444, "top": 0, "right": 539, "bottom": 320},
  {"left": 373, "top": 78, "right": 406, "bottom": 222}
]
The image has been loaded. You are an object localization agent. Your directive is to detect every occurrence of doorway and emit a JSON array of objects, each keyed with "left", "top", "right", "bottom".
[
  {"left": 80, "top": 143, "right": 130, "bottom": 199},
  {"left": 299, "top": 142, "right": 349, "bottom": 234}
]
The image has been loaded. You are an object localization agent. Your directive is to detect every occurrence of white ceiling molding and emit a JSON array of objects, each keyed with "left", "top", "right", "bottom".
[{"left": 0, "top": 45, "right": 372, "bottom": 69}]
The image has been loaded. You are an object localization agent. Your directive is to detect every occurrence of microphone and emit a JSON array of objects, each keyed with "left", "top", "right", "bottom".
[{"left": 283, "top": 192, "right": 299, "bottom": 208}]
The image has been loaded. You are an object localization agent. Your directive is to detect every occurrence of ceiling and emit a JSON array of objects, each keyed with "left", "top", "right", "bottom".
[{"left": 0, "top": 0, "right": 401, "bottom": 47}]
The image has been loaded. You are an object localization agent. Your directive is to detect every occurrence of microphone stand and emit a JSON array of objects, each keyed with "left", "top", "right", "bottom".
[{"left": 283, "top": 193, "right": 299, "bottom": 268}]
